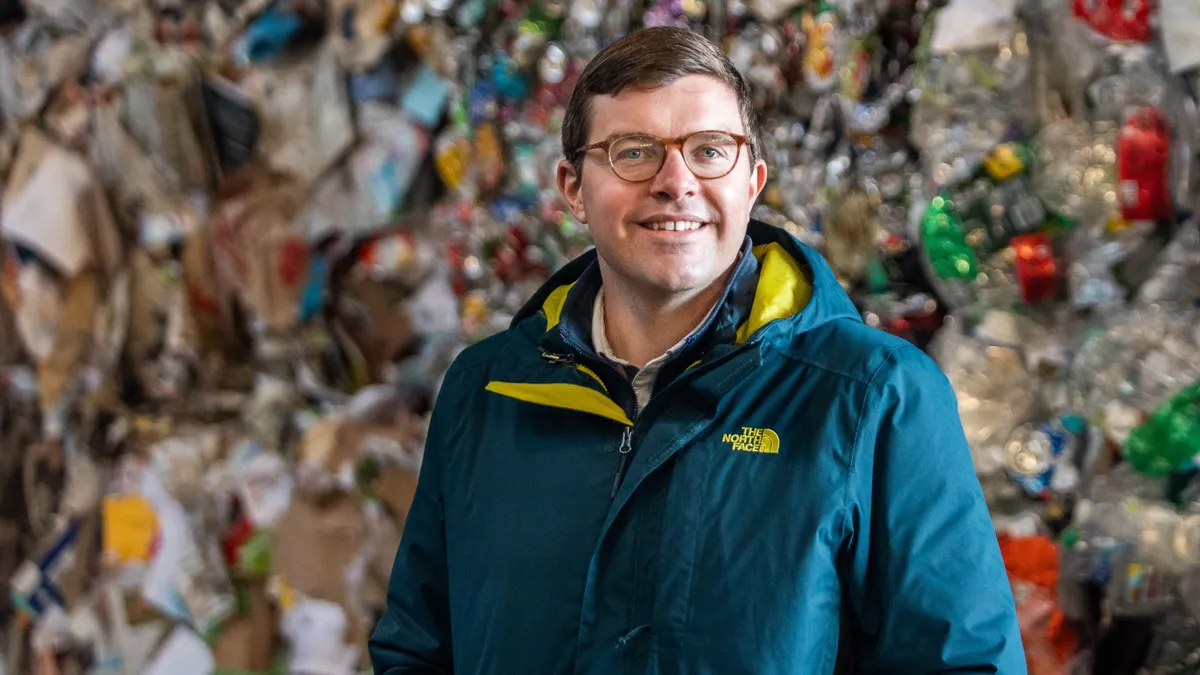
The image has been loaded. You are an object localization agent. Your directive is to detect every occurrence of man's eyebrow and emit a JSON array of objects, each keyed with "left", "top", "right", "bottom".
[
  {"left": 578, "top": 130, "right": 646, "bottom": 148},
  {"left": 598, "top": 129, "right": 648, "bottom": 140},
  {"left": 592, "top": 128, "right": 744, "bottom": 142}
]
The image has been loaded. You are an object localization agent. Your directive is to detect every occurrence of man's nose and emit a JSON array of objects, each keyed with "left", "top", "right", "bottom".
[{"left": 648, "top": 146, "right": 700, "bottom": 200}]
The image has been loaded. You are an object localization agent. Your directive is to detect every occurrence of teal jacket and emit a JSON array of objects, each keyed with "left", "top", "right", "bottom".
[{"left": 370, "top": 220, "right": 1025, "bottom": 674}]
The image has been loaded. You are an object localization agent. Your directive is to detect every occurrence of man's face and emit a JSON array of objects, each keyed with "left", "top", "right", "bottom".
[{"left": 557, "top": 75, "right": 768, "bottom": 299}]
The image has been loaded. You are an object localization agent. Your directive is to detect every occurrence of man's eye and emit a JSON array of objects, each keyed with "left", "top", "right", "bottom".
[
  {"left": 617, "top": 148, "right": 644, "bottom": 160},
  {"left": 695, "top": 146, "right": 726, "bottom": 159}
]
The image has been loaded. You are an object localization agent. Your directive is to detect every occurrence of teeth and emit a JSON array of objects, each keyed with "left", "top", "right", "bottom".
[{"left": 646, "top": 220, "right": 704, "bottom": 231}]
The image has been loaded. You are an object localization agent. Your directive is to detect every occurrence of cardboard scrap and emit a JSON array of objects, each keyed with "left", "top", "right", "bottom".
[
  {"left": 209, "top": 178, "right": 311, "bottom": 334},
  {"left": 371, "top": 464, "right": 418, "bottom": 526},
  {"left": 243, "top": 40, "right": 355, "bottom": 185},
  {"left": 180, "top": 224, "right": 244, "bottom": 359},
  {"left": 270, "top": 493, "right": 370, "bottom": 658},
  {"left": 211, "top": 579, "right": 275, "bottom": 672},
  {"left": 0, "top": 266, "right": 20, "bottom": 364},
  {"left": 2, "top": 132, "right": 123, "bottom": 280},
  {"left": 339, "top": 275, "right": 415, "bottom": 383},
  {"left": 0, "top": 29, "right": 93, "bottom": 123},
  {"left": 10, "top": 262, "right": 61, "bottom": 363},
  {"left": 90, "top": 101, "right": 179, "bottom": 224},
  {"left": 34, "top": 271, "right": 99, "bottom": 416},
  {"left": 271, "top": 494, "right": 367, "bottom": 606},
  {"left": 122, "top": 66, "right": 218, "bottom": 194},
  {"left": 125, "top": 250, "right": 175, "bottom": 363}
]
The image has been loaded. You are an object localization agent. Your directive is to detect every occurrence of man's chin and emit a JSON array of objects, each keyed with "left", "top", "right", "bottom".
[
  {"left": 632, "top": 271, "right": 716, "bottom": 298},
  {"left": 599, "top": 254, "right": 726, "bottom": 300}
]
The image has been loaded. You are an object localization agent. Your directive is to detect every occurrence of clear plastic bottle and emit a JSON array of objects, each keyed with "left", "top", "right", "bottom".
[{"left": 1107, "top": 503, "right": 1187, "bottom": 618}]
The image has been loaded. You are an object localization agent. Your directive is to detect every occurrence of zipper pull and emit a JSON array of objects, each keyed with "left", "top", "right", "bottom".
[
  {"left": 618, "top": 426, "right": 633, "bottom": 454},
  {"left": 610, "top": 426, "right": 634, "bottom": 499},
  {"left": 540, "top": 350, "right": 575, "bottom": 366}
]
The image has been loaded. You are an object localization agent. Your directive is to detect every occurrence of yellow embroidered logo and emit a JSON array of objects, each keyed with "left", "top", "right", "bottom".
[{"left": 722, "top": 427, "right": 781, "bottom": 454}]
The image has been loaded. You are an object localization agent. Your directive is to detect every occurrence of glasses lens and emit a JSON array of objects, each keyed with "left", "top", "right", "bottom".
[
  {"left": 609, "top": 135, "right": 664, "bottom": 181},
  {"left": 682, "top": 132, "right": 740, "bottom": 178}
]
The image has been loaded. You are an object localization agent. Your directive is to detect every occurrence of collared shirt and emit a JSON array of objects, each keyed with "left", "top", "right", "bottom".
[{"left": 592, "top": 286, "right": 719, "bottom": 414}]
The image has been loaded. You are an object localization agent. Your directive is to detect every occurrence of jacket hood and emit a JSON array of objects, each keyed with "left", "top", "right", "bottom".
[{"left": 511, "top": 219, "right": 861, "bottom": 344}]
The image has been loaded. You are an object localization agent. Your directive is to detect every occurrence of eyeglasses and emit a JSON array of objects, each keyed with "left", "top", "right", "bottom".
[{"left": 577, "top": 130, "right": 753, "bottom": 183}]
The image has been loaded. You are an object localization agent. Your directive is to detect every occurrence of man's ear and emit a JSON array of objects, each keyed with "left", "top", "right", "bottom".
[
  {"left": 749, "top": 158, "right": 768, "bottom": 204},
  {"left": 557, "top": 159, "right": 587, "bottom": 224}
]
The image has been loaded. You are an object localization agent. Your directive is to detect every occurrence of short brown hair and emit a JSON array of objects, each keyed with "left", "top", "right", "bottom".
[{"left": 561, "top": 27, "right": 761, "bottom": 177}]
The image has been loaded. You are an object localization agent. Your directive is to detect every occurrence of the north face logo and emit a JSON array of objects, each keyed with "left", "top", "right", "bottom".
[{"left": 722, "top": 427, "right": 781, "bottom": 454}]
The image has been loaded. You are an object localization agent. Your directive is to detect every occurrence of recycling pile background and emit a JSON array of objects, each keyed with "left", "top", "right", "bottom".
[{"left": 1, "top": 0, "right": 1200, "bottom": 671}]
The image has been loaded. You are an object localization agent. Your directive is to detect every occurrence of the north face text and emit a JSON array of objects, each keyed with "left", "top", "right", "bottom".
[{"left": 722, "top": 427, "right": 781, "bottom": 454}]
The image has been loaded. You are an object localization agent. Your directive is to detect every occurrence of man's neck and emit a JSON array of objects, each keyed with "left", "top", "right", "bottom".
[{"left": 600, "top": 273, "right": 729, "bottom": 370}]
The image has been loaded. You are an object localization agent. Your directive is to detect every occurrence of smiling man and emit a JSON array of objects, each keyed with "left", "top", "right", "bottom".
[{"left": 370, "top": 27, "right": 1025, "bottom": 675}]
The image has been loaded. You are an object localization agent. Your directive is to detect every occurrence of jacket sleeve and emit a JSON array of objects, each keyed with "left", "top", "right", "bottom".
[
  {"left": 844, "top": 346, "right": 1027, "bottom": 674},
  {"left": 368, "top": 402, "right": 454, "bottom": 674}
]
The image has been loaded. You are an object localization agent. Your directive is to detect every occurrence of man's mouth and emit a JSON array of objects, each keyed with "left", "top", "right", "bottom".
[{"left": 638, "top": 220, "right": 708, "bottom": 232}]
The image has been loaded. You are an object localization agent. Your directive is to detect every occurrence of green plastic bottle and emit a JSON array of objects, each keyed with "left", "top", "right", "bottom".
[
  {"left": 921, "top": 192, "right": 980, "bottom": 280},
  {"left": 1123, "top": 379, "right": 1200, "bottom": 477}
]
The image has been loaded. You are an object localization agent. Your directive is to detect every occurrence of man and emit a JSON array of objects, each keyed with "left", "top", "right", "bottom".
[{"left": 371, "top": 26, "right": 1025, "bottom": 674}]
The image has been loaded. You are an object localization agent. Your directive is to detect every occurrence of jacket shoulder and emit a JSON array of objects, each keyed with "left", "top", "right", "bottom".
[
  {"left": 447, "top": 330, "right": 510, "bottom": 374},
  {"left": 783, "top": 317, "right": 944, "bottom": 388},
  {"left": 428, "top": 332, "right": 510, "bottom": 425}
]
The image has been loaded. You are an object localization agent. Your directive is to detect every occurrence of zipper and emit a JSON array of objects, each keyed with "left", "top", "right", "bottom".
[{"left": 611, "top": 426, "right": 634, "bottom": 498}]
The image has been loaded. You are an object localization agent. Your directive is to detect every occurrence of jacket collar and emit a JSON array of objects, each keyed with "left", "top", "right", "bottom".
[
  {"left": 487, "top": 220, "right": 853, "bottom": 426},
  {"left": 513, "top": 219, "right": 854, "bottom": 347}
]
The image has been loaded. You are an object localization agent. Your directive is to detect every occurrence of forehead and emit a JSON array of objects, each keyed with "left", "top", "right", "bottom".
[{"left": 586, "top": 74, "right": 744, "bottom": 142}]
